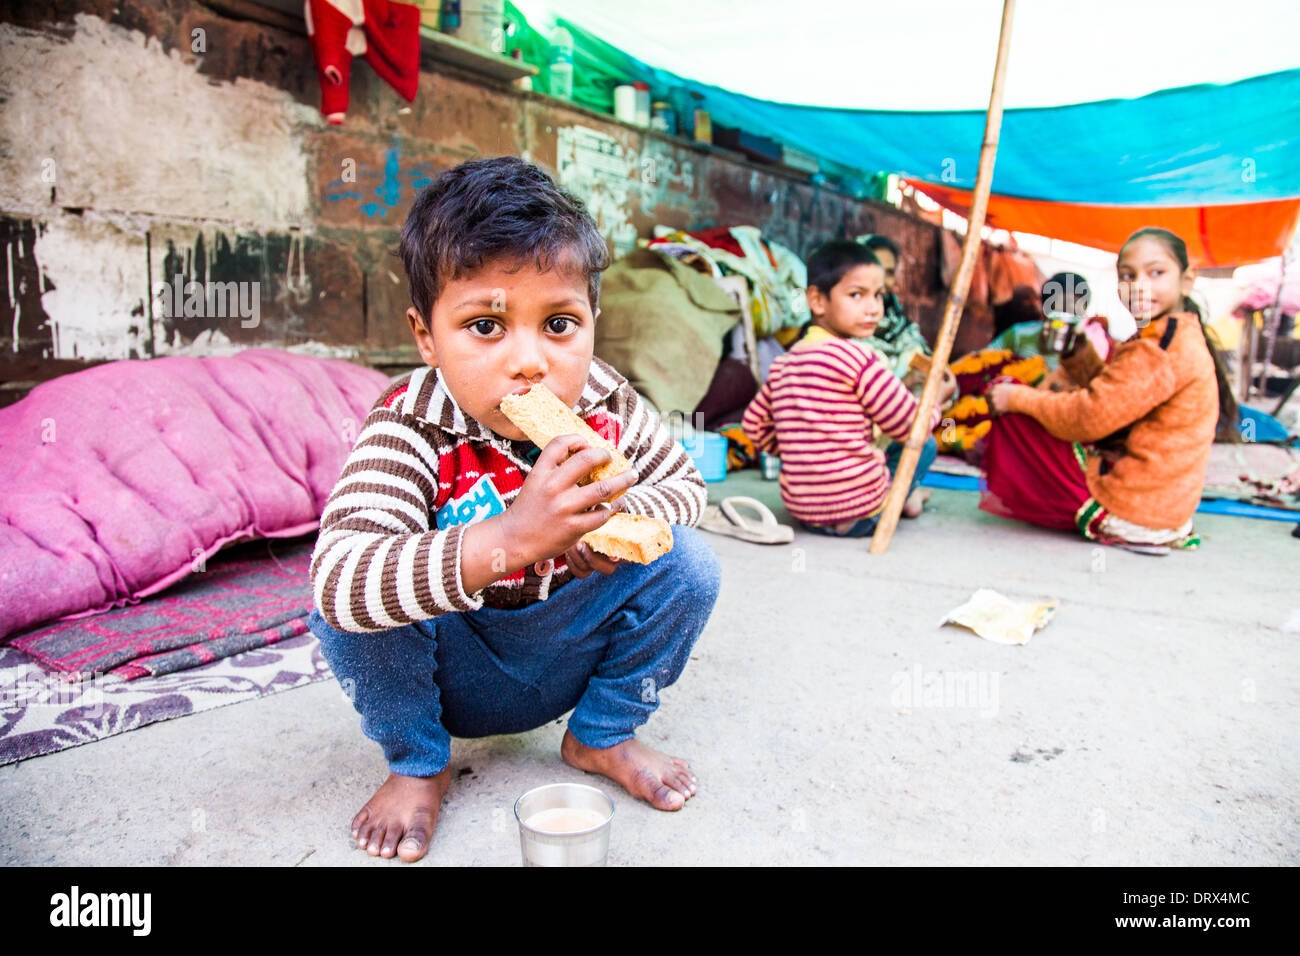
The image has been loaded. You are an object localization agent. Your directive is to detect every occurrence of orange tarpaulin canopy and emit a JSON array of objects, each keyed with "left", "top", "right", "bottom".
[{"left": 905, "top": 178, "right": 1300, "bottom": 268}]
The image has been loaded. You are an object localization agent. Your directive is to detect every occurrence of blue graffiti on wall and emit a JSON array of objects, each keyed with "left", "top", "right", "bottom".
[{"left": 325, "top": 146, "right": 434, "bottom": 218}]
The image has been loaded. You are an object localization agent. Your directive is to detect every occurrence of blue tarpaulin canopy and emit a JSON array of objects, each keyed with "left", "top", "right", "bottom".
[
  {"left": 691, "top": 69, "right": 1300, "bottom": 207},
  {"left": 509, "top": 0, "right": 1300, "bottom": 263}
]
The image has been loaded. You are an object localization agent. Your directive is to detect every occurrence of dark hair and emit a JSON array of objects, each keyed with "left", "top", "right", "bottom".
[
  {"left": 1041, "top": 271, "right": 1091, "bottom": 316},
  {"left": 994, "top": 283, "right": 1044, "bottom": 337},
  {"left": 398, "top": 156, "right": 610, "bottom": 326},
  {"left": 1122, "top": 226, "right": 1189, "bottom": 271},
  {"left": 1120, "top": 227, "right": 1240, "bottom": 440},
  {"left": 860, "top": 234, "right": 901, "bottom": 260},
  {"left": 806, "top": 239, "right": 881, "bottom": 296}
]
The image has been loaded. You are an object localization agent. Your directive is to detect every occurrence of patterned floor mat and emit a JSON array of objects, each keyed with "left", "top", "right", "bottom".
[
  {"left": 0, "top": 630, "right": 331, "bottom": 766},
  {"left": 6, "top": 536, "right": 317, "bottom": 681}
]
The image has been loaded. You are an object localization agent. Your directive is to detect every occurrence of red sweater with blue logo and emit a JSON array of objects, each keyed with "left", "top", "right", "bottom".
[{"left": 309, "top": 357, "right": 707, "bottom": 633}]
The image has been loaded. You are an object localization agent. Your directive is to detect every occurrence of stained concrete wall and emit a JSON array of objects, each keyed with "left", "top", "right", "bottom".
[{"left": 0, "top": 0, "right": 953, "bottom": 404}]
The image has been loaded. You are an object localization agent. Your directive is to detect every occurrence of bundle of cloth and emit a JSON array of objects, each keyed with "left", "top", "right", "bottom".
[
  {"left": 597, "top": 225, "right": 813, "bottom": 443},
  {"left": 593, "top": 245, "right": 744, "bottom": 422},
  {"left": 647, "top": 225, "right": 810, "bottom": 340}
]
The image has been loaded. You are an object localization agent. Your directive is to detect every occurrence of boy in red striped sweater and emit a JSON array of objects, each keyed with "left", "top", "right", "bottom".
[
  {"left": 742, "top": 240, "right": 939, "bottom": 536},
  {"left": 308, "top": 157, "right": 719, "bottom": 862}
]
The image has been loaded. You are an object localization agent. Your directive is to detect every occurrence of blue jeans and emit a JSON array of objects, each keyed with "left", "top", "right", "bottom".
[
  {"left": 307, "top": 526, "right": 721, "bottom": 777},
  {"left": 800, "top": 436, "right": 938, "bottom": 538}
]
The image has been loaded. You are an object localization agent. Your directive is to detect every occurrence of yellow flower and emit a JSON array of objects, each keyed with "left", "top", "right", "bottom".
[
  {"left": 949, "top": 395, "right": 989, "bottom": 419},
  {"left": 935, "top": 416, "right": 995, "bottom": 453},
  {"left": 1003, "top": 356, "right": 1047, "bottom": 385}
]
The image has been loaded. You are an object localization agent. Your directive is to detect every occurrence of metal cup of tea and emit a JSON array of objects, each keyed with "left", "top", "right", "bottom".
[
  {"left": 1040, "top": 311, "right": 1080, "bottom": 355},
  {"left": 514, "top": 783, "right": 615, "bottom": 867}
]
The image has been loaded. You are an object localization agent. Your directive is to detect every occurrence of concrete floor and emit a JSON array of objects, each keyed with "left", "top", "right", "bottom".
[{"left": 2, "top": 472, "right": 1297, "bottom": 866}]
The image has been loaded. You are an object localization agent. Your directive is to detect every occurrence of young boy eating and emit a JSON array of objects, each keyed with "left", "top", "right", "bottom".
[
  {"left": 307, "top": 156, "right": 720, "bottom": 863},
  {"left": 742, "top": 240, "right": 940, "bottom": 537}
]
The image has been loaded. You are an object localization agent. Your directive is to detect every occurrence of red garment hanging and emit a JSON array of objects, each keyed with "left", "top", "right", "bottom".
[{"left": 305, "top": 0, "right": 421, "bottom": 125}]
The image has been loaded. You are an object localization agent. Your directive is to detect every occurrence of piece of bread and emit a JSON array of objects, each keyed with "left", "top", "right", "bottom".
[
  {"left": 498, "top": 383, "right": 633, "bottom": 494},
  {"left": 581, "top": 513, "right": 673, "bottom": 564}
]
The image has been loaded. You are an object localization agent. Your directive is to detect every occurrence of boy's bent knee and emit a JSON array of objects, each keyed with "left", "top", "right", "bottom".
[
  {"left": 307, "top": 608, "right": 348, "bottom": 652},
  {"left": 919, "top": 435, "right": 938, "bottom": 473},
  {"left": 656, "top": 525, "right": 722, "bottom": 605},
  {"left": 309, "top": 606, "right": 373, "bottom": 657}
]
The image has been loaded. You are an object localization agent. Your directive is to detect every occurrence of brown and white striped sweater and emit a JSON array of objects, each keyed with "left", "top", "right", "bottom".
[{"left": 309, "top": 356, "right": 707, "bottom": 633}]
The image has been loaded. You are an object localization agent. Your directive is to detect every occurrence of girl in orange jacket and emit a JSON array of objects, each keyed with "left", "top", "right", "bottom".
[{"left": 984, "top": 227, "right": 1235, "bottom": 550}]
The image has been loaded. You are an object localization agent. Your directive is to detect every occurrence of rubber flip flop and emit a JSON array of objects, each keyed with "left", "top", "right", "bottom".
[{"left": 699, "top": 496, "right": 794, "bottom": 544}]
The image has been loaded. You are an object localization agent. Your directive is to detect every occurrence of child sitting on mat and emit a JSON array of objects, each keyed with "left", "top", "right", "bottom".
[
  {"left": 742, "top": 239, "right": 940, "bottom": 537},
  {"left": 985, "top": 227, "right": 1234, "bottom": 549},
  {"left": 307, "top": 156, "right": 720, "bottom": 862}
]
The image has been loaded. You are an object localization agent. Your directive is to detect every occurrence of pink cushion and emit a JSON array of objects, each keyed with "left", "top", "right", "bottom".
[{"left": 0, "top": 350, "right": 391, "bottom": 641}]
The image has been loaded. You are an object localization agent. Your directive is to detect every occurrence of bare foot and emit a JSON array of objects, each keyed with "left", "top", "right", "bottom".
[
  {"left": 902, "top": 487, "right": 930, "bottom": 519},
  {"left": 350, "top": 768, "right": 451, "bottom": 862},
  {"left": 561, "top": 730, "right": 696, "bottom": 811}
]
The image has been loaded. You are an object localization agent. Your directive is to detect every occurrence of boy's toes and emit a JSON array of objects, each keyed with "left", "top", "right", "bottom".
[
  {"left": 397, "top": 809, "right": 434, "bottom": 862},
  {"left": 356, "top": 820, "right": 374, "bottom": 849},
  {"left": 350, "top": 808, "right": 369, "bottom": 839},
  {"left": 366, "top": 825, "right": 391, "bottom": 855},
  {"left": 653, "top": 784, "right": 686, "bottom": 811},
  {"left": 380, "top": 826, "right": 403, "bottom": 858},
  {"left": 398, "top": 828, "right": 430, "bottom": 863}
]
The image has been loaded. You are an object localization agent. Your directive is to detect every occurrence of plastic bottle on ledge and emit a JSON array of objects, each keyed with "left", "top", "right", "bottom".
[
  {"left": 418, "top": 1, "right": 442, "bottom": 29},
  {"left": 690, "top": 91, "right": 710, "bottom": 144},
  {"left": 632, "top": 81, "right": 651, "bottom": 127},
  {"left": 651, "top": 101, "right": 674, "bottom": 133},
  {"left": 548, "top": 26, "right": 574, "bottom": 100},
  {"left": 440, "top": 0, "right": 461, "bottom": 31}
]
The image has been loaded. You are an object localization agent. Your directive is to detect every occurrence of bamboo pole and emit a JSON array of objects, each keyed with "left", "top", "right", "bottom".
[{"left": 869, "top": 0, "right": 1017, "bottom": 555}]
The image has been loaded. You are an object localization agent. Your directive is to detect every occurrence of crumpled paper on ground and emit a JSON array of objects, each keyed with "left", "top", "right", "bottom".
[{"left": 941, "top": 589, "right": 1058, "bottom": 645}]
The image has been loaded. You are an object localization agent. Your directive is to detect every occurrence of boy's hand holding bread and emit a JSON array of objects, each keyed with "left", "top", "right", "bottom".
[
  {"left": 503, "top": 383, "right": 674, "bottom": 558},
  {"left": 457, "top": 383, "right": 675, "bottom": 594},
  {"left": 498, "top": 383, "right": 633, "bottom": 499},
  {"left": 457, "top": 382, "right": 676, "bottom": 595},
  {"left": 499, "top": 435, "right": 638, "bottom": 565},
  {"left": 458, "top": 436, "right": 635, "bottom": 594}
]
